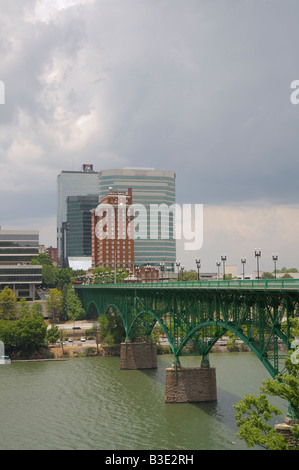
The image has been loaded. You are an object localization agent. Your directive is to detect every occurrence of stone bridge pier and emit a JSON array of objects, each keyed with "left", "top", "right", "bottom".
[
  {"left": 165, "top": 362, "right": 217, "bottom": 403},
  {"left": 120, "top": 342, "right": 217, "bottom": 403},
  {"left": 120, "top": 341, "right": 157, "bottom": 370}
]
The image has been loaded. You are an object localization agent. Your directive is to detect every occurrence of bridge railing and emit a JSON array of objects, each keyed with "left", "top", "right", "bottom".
[{"left": 75, "top": 278, "right": 299, "bottom": 291}]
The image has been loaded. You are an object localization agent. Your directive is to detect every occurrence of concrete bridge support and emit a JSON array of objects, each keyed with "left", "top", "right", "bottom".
[
  {"left": 165, "top": 364, "right": 217, "bottom": 403},
  {"left": 120, "top": 341, "right": 157, "bottom": 370}
]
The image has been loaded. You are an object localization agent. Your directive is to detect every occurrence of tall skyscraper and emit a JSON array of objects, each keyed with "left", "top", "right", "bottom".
[
  {"left": 66, "top": 194, "right": 99, "bottom": 259},
  {"left": 57, "top": 165, "right": 98, "bottom": 266},
  {"left": 98, "top": 168, "right": 176, "bottom": 269}
]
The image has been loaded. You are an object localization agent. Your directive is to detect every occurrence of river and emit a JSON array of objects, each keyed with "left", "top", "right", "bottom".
[{"left": 0, "top": 352, "right": 287, "bottom": 450}]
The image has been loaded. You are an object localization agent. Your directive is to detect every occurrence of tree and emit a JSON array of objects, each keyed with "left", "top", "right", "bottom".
[
  {"left": 0, "top": 319, "right": 17, "bottom": 351},
  {"left": 261, "top": 272, "right": 275, "bottom": 279},
  {"left": 234, "top": 318, "right": 299, "bottom": 449},
  {"left": 42, "top": 264, "right": 57, "bottom": 286},
  {"left": 31, "top": 253, "right": 53, "bottom": 266},
  {"left": 46, "top": 289, "right": 63, "bottom": 322},
  {"left": 15, "top": 308, "right": 48, "bottom": 353},
  {"left": 98, "top": 312, "right": 126, "bottom": 346},
  {"left": 93, "top": 267, "right": 129, "bottom": 284},
  {"left": 46, "top": 324, "right": 60, "bottom": 344},
  {"left": 56, "top": 268, "right": 72, "bottom": 290},
  {"left": 0, "top": 287, "right": 17, "bottom": 320},
  {"left": 282, "top": 273, "right": 293, "bottom": 279},
  {"left": 62, "top": 284, "right": 85, "bottom": 321}
]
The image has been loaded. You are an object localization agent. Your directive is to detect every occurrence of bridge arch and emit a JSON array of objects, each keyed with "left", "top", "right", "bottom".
[
  {"left": 176, "top": 320, "right": 281, "bottom": 378},
  {"left": 128, "top": 309, "right": 177, "bottom": 353},
  {"left": 102, "top": 303, "right": 129, "bottom": 340},
  {"left": 86, "top": 300, "right": 101, "bottom": 318}
]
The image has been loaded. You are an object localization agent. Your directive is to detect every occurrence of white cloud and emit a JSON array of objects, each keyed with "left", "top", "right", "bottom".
[{"left": 28, "top": 0, "right": 95, "bottom": 24}]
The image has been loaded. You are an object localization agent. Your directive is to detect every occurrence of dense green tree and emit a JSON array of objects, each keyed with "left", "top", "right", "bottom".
[
  {"left": 98, "top": 312, "right": 126, "bottom": 346},
  {"left": 56, "top": 268, "right": 72, "bottom": 290},
  {"left": 15, "top": 308, "right": 47, "bottom": 353},
  {"left": 46, "top": 324, "right": 60, "bottom": 344},
  {"left": 62, "top": 284, "right": 85, "bottom": 320},
  {"left": 0, "top": 319, "right": 17, "bottom": 351},
  {"left": 0, "top": 300, "right": 51, "bottom": 355},
  {"left": 234, "top": 318, "right": 299, "bottom": 450},
  {"left": 0, "top": 287, "right": 17, "bottom": 320},
  {"left": 42, "top": 264, "right": 58, "bottom": 286},
  {"left": 46, "top": 289, "right": 63, "bottom": 322},
  {"left": 31, "top": 253, "right": 53, "bottom": 266}
]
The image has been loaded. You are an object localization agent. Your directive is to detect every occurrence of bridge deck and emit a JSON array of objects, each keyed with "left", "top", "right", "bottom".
[{"left": 75, "top": 278, "right": 299, "bottom": 292}]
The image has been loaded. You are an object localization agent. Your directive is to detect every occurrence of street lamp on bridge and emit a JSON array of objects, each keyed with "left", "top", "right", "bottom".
[
  {"left": 180, "top": 265, "right": 185, "bottom": 281},
  {"left": 196, "top": 258, "right": 201, "bottom": 280},
  {"left": 255, "top": 249, "right": 261, "bottom": 279},
  {"left": 272, "top": 253, "right": 278, "bottom": 278},
  {"left": 176, "top": 261, "right": 180, "bottom": 281},
  {"left": 160, "top": 262, "right": 165, "bottom": 282},
  {"left": 241, "top": 257, "right": 246, "bottom": 280},
  {"left": 221, "top": 254, "right": 227, "bottom": 280},
  {"left": 216, "top": 260, "right": 221, "bottom": 280}
]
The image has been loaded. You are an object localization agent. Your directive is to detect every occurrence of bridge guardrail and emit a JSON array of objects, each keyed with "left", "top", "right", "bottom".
[{"left": 75, "top": 278, "right": 299, "bottom": 291}]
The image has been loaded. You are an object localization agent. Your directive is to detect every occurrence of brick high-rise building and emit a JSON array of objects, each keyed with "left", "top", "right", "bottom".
[{"left": 91, "top": 188, "right": 134, "bottom": 271}]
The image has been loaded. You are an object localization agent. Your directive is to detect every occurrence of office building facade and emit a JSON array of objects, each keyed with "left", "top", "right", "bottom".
[
  {"left": 57, "top": 165, "right": 99, "bottom": 267},
  {"left": 98, "top": 168, "right": 176, "bottom": 270},
  {"left": 91, "top": 188, "right": 134, "bottom": 271},
  {"left": 66, "top": 194, "right": 99, "bottom": 259},
  {"left": 0, "top": 230, "right": 42, "bottom": 300}
]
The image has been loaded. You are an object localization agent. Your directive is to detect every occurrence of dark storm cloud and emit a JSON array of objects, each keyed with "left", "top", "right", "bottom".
[{"left": 1, "top": 0, "right": 299, "bottom": 260}]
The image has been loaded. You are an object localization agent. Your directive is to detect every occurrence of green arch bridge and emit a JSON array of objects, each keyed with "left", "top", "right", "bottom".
[{"left": 75, "top": 278, "right": 299, "bottom": 379}]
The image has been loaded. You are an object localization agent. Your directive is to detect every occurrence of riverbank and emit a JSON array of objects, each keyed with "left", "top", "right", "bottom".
[{"left": 8, "top": 338, "right": 287, "bottom": 362}]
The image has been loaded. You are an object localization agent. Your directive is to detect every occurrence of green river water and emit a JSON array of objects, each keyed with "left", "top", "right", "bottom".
[{"left": 0, "top": 352, "right": 287, "bottom": 450}]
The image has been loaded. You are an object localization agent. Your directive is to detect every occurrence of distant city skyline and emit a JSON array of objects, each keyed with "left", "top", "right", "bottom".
[{"left": 1, "top": 1, "right": 299, "bottom": 273}]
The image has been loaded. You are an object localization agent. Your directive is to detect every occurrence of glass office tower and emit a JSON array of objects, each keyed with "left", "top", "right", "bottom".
[
  {"left": 57, "top": 165, "right": 99, "bottom": 266},
  {"left": 66, "top": 194, "right": 99, "bottom": 259},
  {"left": 98, "top": 168, "right": 176, "bottom": 270}
]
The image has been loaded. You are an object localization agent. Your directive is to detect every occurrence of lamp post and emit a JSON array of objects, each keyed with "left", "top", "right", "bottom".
[
  {"left": 221, "top": 254, "right": 227, "bottom": 280},
  {"left": 216, "top": 261, "right": 221, "bottom": 280},
  {"left": 176, "top": 261, "right": 180, "bottom": 281},
  {"left": 160, "top": 262, "right": 165, "bottom": 282},
  {"left": 196, "top": 258, "right": 201, "bottom": 281},
  {"left": 272, "top": 253, "right": 278, "bottom": 279},
  {"left": 135, "top": 266, "right": 140, "bottom": 283},
  {"left": 241, "top": 257, "right": 246, "bottom": 280},
  {"left": 180, "top": 265, "right": 185, "bottom": 281},
  {"left": 255, "top": 249, "right": 261, "bottom": 279}
]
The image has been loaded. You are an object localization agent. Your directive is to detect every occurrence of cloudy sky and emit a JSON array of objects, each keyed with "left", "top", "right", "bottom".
[{"left": 1, "top": 0, "right": 299, "bottom": 273}]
